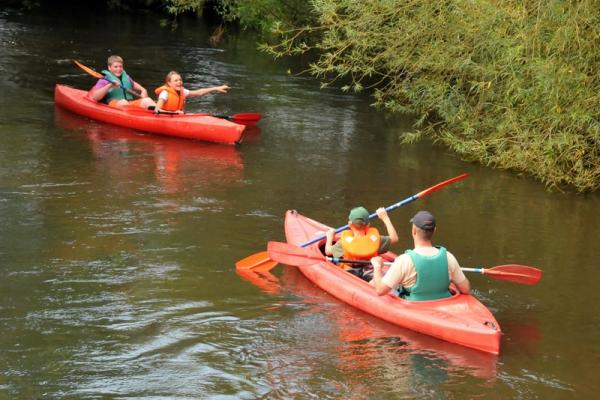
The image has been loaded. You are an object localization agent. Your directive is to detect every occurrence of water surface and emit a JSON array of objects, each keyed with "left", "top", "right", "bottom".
[{"left": 1, "top": 6, "right": 599, "bottom": 399}]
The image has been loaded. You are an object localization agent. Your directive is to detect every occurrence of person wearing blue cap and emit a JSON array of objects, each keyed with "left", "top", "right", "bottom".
[
  {"left": 325, "top": 206, "right": 399, "bottom": 280},
  {"left": 370, "top": 211, "right": 471, "bottom": 301}
]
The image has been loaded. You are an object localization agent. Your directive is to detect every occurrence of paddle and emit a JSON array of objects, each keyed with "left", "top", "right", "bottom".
[
  {"left": 267, "top": 241, "right": 543, "bottom": 285},
  {"left": 461, "top": 266, "right": 542, "bottom": 285},
  {"left": 236, "top": 173, "right": 470, "bottom": 271},
  {"left": 73, "top": 59, "right": 142, "bottom": 98},
  {"left": 155, "top": 109, "right": 261, "bottom": 123},
  {"left": 215, "top": 113, "right": 261, "bottom": 122}
]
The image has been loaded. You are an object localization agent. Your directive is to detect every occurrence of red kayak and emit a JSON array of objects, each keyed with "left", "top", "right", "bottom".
[
  {"left": 54, "top": 84, "right": 246, "bottom": 145},
  {"left": 284, "top": 210, "right": 502, "bottom": 354}
]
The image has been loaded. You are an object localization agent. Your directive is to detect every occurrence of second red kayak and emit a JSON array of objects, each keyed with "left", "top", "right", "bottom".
[
  {"left": 54, "top": 84, "right": 248, "bottom": 145},
  {"left": 284, "top": 210, "right": 502, "bottom": 354}
]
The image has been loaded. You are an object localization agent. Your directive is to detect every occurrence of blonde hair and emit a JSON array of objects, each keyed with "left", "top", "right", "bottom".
[
  {"left": 165, "top": 71, "right": 181, "bottom": 84},
  {"left": 107, "top": 55, "right": 123, "bottom": 66}
]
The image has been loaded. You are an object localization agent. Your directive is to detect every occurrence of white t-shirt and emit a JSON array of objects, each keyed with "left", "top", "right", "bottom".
[
  {"left": 381, "top": 246, "right": 467, "bottom": 290},
  {"left": 158, "top": 88, "right": 190, "bottom": 101}
]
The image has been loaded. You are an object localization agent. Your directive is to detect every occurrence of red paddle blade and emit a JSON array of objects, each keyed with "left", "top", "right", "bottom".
[
  {"left": 267, "top": 241, "right": 326, "bottom": 266},
  {"left": 416, "top": 173, "right": 469, "bottom": 199},
  {"left": 484, "top": 264, "right": 542, "bottom": 285},
  {"left": 73, "top": 60, "right": 103, "bottom": 79},
  {"left": 231, "top": 113, "right": 261, "bottom": 122},
  {"left": 235, "top": 251, "right": 277, "bottom": 271}
]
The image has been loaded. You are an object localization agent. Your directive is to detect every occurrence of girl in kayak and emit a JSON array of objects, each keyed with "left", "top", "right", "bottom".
[
  {"left": 154, "top": 71, "right": 230, "bottom": 114},
  {"left": 89, "top": 55, "right": 156, "bottom": 110},
  {"left": 325, "top": 206, "right": 399, "bottom": 280},
  {"left": 371, "top": 210, "right": 471, "bottom": 300}
]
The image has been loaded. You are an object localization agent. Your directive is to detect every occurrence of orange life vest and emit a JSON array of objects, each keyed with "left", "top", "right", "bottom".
[
  {"left": 154, "top": 85, "right": 186, "bottom": 112},
  {"left": 340, "top": 227, "right": 381, "bottom": 265}
]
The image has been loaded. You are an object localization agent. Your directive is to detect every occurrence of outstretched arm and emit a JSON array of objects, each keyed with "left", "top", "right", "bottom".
[{"left": 188, "top": 84, "right": 230, "bottom": 98}]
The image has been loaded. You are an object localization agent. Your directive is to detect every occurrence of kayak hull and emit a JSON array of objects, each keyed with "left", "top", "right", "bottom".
[
  {"left": 54, "top": 84, "right": 245, "bottom": 145},
  {"left": 284, "top": 210, "right": 502, "bottom": 354}
]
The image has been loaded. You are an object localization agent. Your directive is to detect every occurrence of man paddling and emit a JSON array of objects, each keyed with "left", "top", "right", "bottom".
[
  {"left": 89, "top": 55, "right": 155, "bottom": 110},
  {"left": 370, "top": 211, "right": 471, "bottom": 300},
  {"left": 325, "top": 206, "right": 399, "bottom": 280}
]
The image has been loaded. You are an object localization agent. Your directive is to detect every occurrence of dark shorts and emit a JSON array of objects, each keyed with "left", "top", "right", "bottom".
[{"left": 347, "top": 266, "right": 374, "bottom": 282}]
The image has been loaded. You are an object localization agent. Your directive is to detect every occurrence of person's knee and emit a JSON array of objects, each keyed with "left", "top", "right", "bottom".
[{"left": 140, "top": 98, "right": 156, "bottom": 109}]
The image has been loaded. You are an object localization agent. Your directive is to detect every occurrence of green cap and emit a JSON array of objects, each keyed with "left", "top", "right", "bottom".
[{"left": 348, "top": 206, "right": 370, "bottom": 226}]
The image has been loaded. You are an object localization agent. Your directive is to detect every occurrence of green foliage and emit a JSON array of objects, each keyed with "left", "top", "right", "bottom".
[
  {"left": 216, "top": 0, "right": 314, "bottom": 33},
  {"left": 258, "top": 0, "right": 600, "bottom": 192},
  {"left": 164, "top": 0, "right": 205, "bottom": 15}
]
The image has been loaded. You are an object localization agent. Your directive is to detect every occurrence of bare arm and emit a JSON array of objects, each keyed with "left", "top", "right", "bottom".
[
  {"left": 90, "top": 80, "right": 114, "bottom": 102},
  {"left": 154, "top": 97, "right": 181, "bottom": 113},
  {"left": 132, "top": 81, "right": 148, "bottom": 98},
  {"left": 154, "top": 91, "right": 182, "bottom": 114},
  {"left": 370, "top": 256, "right": 393, "bottom": 296},
  {"left": 187, "top": 85, "right": 230, "bottom": 98},
  {"left": 324, "top": 229, "right": 335, "bottom": 256},
  {"left": 376, "top": 207, "right": 398, "bottom": 244},
  {"left": 447, "top": 251, "right": 470, "bottom": 294},
  {"left": 454, "top": 277, "right": 471, "bottom": 295}
]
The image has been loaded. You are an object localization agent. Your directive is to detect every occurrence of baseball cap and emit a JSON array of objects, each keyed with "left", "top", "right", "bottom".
[
  {"left": 410, "top": 211, "right": 436, "bottom": 231},
  {"left": 348, "top": 206, "right": 370, "bottom": 226}
]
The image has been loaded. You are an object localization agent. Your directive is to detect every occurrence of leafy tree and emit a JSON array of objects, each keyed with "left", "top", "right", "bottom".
[{"left": 243, "top": 0, "right": 600, "bottom": 192}]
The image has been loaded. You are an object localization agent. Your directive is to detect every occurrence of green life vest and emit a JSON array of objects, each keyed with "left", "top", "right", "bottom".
[
  {"left": 401, "top": 246, "right": 451, "bottom": 301},
  {"left": 101, "top": 69, "right": 134, "bottom": 103}
]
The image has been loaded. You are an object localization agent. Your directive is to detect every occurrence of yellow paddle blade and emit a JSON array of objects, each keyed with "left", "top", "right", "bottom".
[
  {"left": 235, "top": 251, "right": 278, "bottom": 271},
  {"left": 73, "top": 60, "right": 103, "bottom": 79}
]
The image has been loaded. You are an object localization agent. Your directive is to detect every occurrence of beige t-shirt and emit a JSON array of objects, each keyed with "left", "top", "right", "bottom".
[{"left": 381, "top": 246, "right": 467, "bottom": 290}]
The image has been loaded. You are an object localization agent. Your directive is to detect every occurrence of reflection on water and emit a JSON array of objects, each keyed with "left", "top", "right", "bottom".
[
  {"left": 238, "top": 266, "right": 499, "bottom": 397},
  {"left": 54, "top": 108, "right": 245, "bottom": 195}
]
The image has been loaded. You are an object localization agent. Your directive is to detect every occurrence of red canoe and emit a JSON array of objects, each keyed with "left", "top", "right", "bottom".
[
  {"left": 54, "top": 84, "right": 246, "bottom": 145},
  {"left": 284, "top": 210, "right": 502, "bottom": 354}
]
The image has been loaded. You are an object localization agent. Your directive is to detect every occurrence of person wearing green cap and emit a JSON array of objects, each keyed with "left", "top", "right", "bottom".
[
  {"left": 325, "top": 206, "right": 399, "bottom": 280},
  {"left": 370, "top": 211, "right": 471, "bottom": 301}
]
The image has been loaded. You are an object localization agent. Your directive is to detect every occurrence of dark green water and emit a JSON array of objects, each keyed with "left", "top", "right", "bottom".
[{"left": 1, "top": 6, "right": 599, "bottom": 399}]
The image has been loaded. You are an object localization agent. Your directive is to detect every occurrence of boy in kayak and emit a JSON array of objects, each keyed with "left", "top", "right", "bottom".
[
  {"left": 325, "top": 206, "right": 399, "bottom": 280},
  {"left": 370, "top": 211, "right": 471, "bottom": 300},
  {"left": 89, "top": 55, "right": 156, "bottom": 110},
  {"left": 154, "top": 71, "right": 230, "bottom": 114}
]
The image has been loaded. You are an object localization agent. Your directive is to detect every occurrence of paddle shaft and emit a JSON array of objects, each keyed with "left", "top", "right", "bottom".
[
  {"left": 268, "top": 241, "right": 541, "bottom": 285},
  {"left": 301, "top": 173, "right": 469, "bottom": 247},
  {"left": 100, "top": 77, "right": 142, "bottom": 99},
  {"left": 462, "top": 268, "right": 486, "bottom": 273},
  {"left": 327, "top": 257, "right": 389, "bottom": 266},
  {"left": 326, "top": 258, "right": 537, "bottom": 281},
  {"left": 156, "top": 110, "right": 260, "bottom": 121}
]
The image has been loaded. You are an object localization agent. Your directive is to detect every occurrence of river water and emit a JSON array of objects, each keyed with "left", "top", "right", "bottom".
[{"left": 1, "top": 6, "right": 599, "bottom": 399}]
